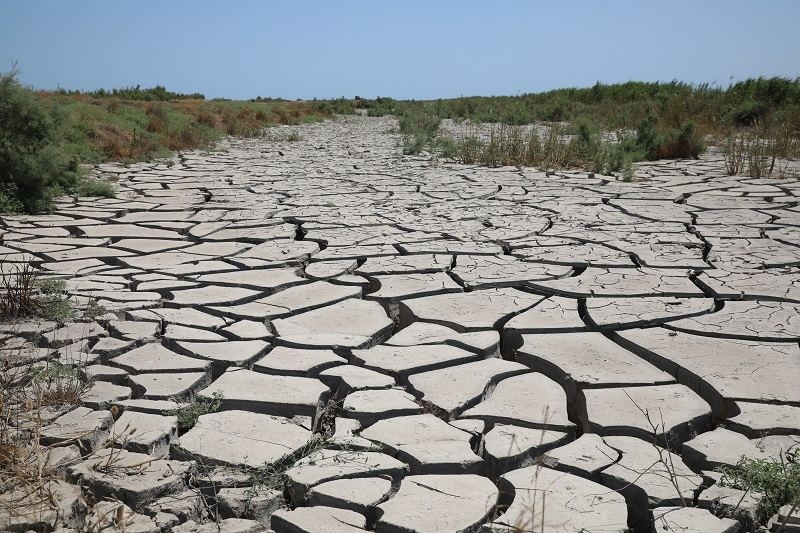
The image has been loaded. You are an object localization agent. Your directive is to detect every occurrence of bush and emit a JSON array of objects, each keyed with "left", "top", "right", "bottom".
[
  {"left": 398, "top": 110, "right": 441, "bottom": 154},
  {"left": 731, "top": 100, "right": 768, "bottom": 127},
  {"left": 0, "top": 72, "right": 80, "bottom": 212},
  {"left": 719, "top": 450, "right": 800, "bottom": 521},
  {"left": 635, "top": 115, "right": 704, "bottom": 160},
  {"left": 170, "top": 392, "right": 223, "bottom": 432},
  {"left": 75, "top": 178, "right": 115, "bottom": 198},
  {"left": 0, "top": 72, "right": 77, "bottom": 212}
]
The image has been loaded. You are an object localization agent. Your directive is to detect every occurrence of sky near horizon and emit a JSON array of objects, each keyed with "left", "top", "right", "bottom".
[{"left": 2, "top": 1, "right": 799, "bottom": 100}]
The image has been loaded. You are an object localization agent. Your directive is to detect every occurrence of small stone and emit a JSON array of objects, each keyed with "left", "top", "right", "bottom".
[
  {"left": 129, "top": 372, "right": 211, "bottom": 401},
  {"left": 489, "top": 466, "right": 628, "bottom": 532},
  {"left": 541, "top": 433, "right": 619, "bottom": 477},
  {"left": 342, "top": 388, "right": 423, "bottom": 426},
  {"left": 252, "top": 346, "right": 345, "bottom": 376},
  {"left": 319, "top": 365, "right": 395, "bottom": 396},
  {"left": 172, "top": 518, "right": 267, "bottom": 533},
  {"left": 81, "top": 381, "right": 132, "bottom": 410},
  {"left": 352, "top": 343, "right": 482, "bottom": 383},
  {"left": 175, "top": 339, "right": 270, "bottom": 375},
  {"left": 407, "top": 358, "right": 527, "bottom": 419},
  {"left": 582, "top": 383, "right": 711, "bottom": 443},
  {"left": 217, "top": 487, "right": 284, "bottom": 524},
  {"left": 286, "top": 449, "right": 407, "bottom": 504},
  {"left": 85, "top": 364, "right": 128, "bottom": 384},
  {"left": 483, "top": 424, "right": 569, "bottom": 476},
  {"left": 271, "top": 298, "right": 393, "bottom": 349},
  {"left": 112, "top": 343, "right": 211, "bottom": 374},
  {"left": 601, "top": 436, "right": 703, "bottom": 528},
  {"left": 461, "top": 373, "right": 574, "bottom": 433}
]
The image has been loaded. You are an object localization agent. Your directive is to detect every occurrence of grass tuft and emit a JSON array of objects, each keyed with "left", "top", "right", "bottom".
[
  {"left": 718, "top": 449, "right": 800, "bottom": 522},
  {"left": 170, "top": 392, "right": 223, "bottom": 432}
]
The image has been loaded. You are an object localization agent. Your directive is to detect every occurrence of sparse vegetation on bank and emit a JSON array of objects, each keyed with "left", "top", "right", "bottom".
[
  {"left": 367, "top": 77, "right": 800, "bottom": 176},
  {"left": 0, "top": 71, "right": 353, "bottom": 214}
]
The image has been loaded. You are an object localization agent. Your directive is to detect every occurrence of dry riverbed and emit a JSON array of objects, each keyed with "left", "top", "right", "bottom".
[{"left": 1, "top": 115, "right": 798, "bottom": 532}]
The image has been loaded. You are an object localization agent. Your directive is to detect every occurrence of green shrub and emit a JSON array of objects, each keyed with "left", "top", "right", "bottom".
[
  {"left": 719, "top": 451, "right": 800, "bottom": 521},
  {"left": 635, "top": 115, "right": 704, "bottom": 160},
  {"left": 0, "top": 183, "right": 24, "bottom": 213},
  {"left": 75, "top": 179, "right": 115, "bottom": 198},
  {"left": 398, "top": 110, "right": 441, "bottom": 155},
  {"left": 731, "top": 100, "right": 768, "bottom": 126},
  {"left": 0, "top": 72, "right": 80, "bottom": 212},
  {"left": 171, "top": 392, "right": 223, "bottom": 432}
]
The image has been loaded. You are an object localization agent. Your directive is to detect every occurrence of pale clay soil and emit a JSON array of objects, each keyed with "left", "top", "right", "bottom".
[{"left": 1, "top": 115, "right": 799, "bottom": 532}]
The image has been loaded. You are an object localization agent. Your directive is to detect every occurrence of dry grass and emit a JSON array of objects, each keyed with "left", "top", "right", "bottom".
[
  {"left": 437, "top": 123, "right": 637, "bottom": 178},
  {"left": 0, "top": 262, "right": 90, "bottom": 526},
  {"left": 716, "top": 122, "right": 800, "bottom": 178},
  {"left": 34, "top": 91, "right": 340, "bottom": 163},
  {"left": 0, "top": 263, "right": 39, "bottom": 318},
  {"left": 0, "top": 349, "right": 86, "bottom": 525}
]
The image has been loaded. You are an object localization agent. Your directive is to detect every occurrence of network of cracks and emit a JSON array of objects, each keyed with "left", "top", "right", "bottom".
[{"left": 1, "top": 116, "right": 799, "bottom": 532}]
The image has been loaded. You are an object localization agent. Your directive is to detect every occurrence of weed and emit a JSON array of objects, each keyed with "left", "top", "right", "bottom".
[
  {"left": 718, "top": 446, "right": 800, "bottom": 522},
  {"left": 715, "top": 120, "right": 800, "bottom": 178},
  {"left": 363, "top": 77, "right": 800, "bottom": 136},
  {"left": 265, "top": 130, "right": 303, "bottom": 142},
  {"left": 170, "top": 392, "right": 223, "bottom": 432},
  {"left": 81, "top": 299, "right": 106, "bottom": 320},
  {"left": 398, "top": 110, "right": 442, "bottom": 155},
  {"left": 635, "top": 116, "right": 704, "bottom": 160},
  {"left": 0, "top": 265, "right": 73, "bottom": 321},
  {"left": 437, "top": 122, "right": 637, "bottom": 176},
  {"left": 0, "top": 263, "right": 40, "bottom": 319},
  {"left": 1, "top": 72, "right": 353, "bottom": 213},
  {"left": 0, "top": 325, "right": 91, "bottom": 528},
  {"left": 75, "top": 179, "right": 114, "bottom": 198},
  {"left": 31, "top": 359, "right": 85, "bottom": 407}
]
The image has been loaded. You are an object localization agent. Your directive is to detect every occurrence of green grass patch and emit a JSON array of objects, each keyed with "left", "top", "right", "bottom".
[
  {"left": 75, "top": 178, "right": 115, "bottom": 198},
  {"left": 170, "top": 392, "right": 223, "bottom": 432},
  {"left": 718, "top": 452, "right": 800, "bottom": 522},
  {"left": 371, "top": 77, "right": 800, "bottom": 174}
]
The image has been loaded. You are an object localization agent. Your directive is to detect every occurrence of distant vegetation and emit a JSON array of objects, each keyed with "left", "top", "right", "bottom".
[
  {"left": 0, "top": 70, "right": 354, "bottom": 213},
  {"left": 62, "top": 84, "right": 206, "bottom": 101},
  {"left": 3, "top": 74, "right": 798, "bottom": 213},
  {"left": 362, "top": 77, "right": 800, "bottom": 177}
]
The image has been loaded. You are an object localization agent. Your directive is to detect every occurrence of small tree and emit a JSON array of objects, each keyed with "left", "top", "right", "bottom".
[{"left": 0, "top": 69, "right": 78, "bottom": 212}]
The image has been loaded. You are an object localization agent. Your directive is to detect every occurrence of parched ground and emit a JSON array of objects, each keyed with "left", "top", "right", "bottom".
[{"left": 1, "top": 115, "right": 799, "bottom": 532}]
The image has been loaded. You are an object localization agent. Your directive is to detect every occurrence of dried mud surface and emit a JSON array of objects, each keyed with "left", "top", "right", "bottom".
[{"left": 1, "top": 116, "right": 799, "bottom": 532}]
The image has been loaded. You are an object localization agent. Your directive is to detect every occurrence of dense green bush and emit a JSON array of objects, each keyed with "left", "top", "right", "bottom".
[
  {"left": 312, "top": 97, "right": 356, "bottom": 115},
  {"left": 363, "top": 77, "right": 800, "bottom": 136},
  {"left": 79, "top": 84, "right": 205, "bottom": 101},
  {"left": 635, "top": 115, "right": 704, "bottom": 160},
  {"left": 719, "top": 452, "right": 800, "bottom": 522},
  {"left": 0, "top": 72, "right": 80, "bottom": 212}
]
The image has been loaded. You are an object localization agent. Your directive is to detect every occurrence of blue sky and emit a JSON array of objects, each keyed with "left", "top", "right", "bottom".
[{"left": 2, "top": 1, "right": 799, "bottom": 100}]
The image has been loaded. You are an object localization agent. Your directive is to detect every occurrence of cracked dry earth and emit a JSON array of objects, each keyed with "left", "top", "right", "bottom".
[{"left": 1, "top": 115, "right": 800, "bottom": 533}]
